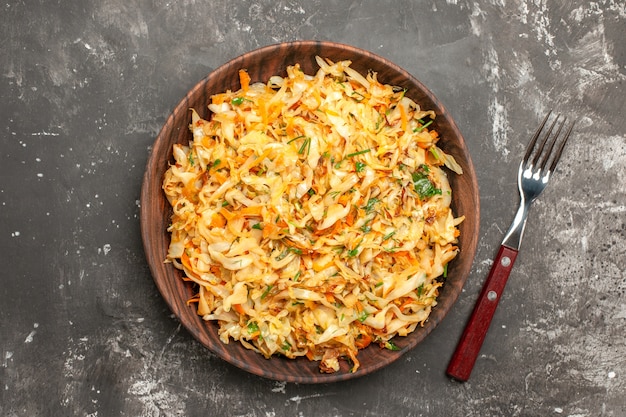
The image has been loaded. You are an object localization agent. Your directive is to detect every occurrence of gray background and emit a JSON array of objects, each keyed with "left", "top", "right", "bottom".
[{"left": 1, "top": 1, "right": 625, "bottom": 416}]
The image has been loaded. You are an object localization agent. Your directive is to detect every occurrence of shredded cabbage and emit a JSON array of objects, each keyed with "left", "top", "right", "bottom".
[{"left": 163, "top": 57, "right": 464, "bottom": 373}]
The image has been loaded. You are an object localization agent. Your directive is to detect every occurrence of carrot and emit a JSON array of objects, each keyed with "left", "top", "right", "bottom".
[
  {"left": 239, "top": 69, "right": 251, "bottom": 92},
  {"left": 262, "top": 222, "right": 278, "bottom": 239},
  {"left": 399, "top": 103, "right": 408, "bottom": 132},
  {"left": 345, "top": 206, "right": 355, "bottom": 227},
  {"left": 219, "top": 207, "right": 236, "bottom": 221},
  {"left": 212, "top": 170, "right": 228, "bottom": 185},
  {"left": 240, "top": 206, "right": 263, "bottom": 216},
  {"left": 355, "top": 333, "right": 372, "bottom": 349},
  {"left": 398, "top": 298, "right": 415, "bottom": 311},
  {"left": 201, "top": 136, "right": 213, "bottom": 148},
  {"left": 181, "top": 251, "right": 201, "bottom": 280},
  {"left": 209, "top": 212, "right": 226, "bottom": 228},
  {"left": 232, "top": 304, "right": 246, "bottom": 315},
  {"left": 314, "top": 217, "right": 341, "bottom": 236},
  {"left": 312, "top": 257, "right": 334, "bottom": 272},
  {"left": 209, "top": 264, "right": 222, "bottom": 276},
  {"left": 211, "top": 93, "right": 227, "bottom": 105},
  {"left": 182, "top": 179, "right": 198, "bottom": 200}
]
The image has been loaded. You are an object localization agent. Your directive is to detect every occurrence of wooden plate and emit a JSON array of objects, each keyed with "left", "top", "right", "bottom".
[{"left": 140, "top": 41, "right": 479, "bottom": 383}]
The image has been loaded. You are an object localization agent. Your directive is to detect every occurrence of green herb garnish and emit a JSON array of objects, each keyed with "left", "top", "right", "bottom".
[
  {"left": 384, "top": 340, "right": 401, "bottom": 351},
  {"left": 247, "top": 321, "right": 259, "bottom": 334},
  {"left": 413, "top": 120, "right": 433, "bottom": 133},
  {"left": 412, "top": 165, "right": 441, "bottom": 200},
  {"left": 362, "top": 198, "right": 379, "bottom": 213},
  {"left": 347, "top": 149, "right": 371, "bottom": 158},
  {"left": 358, "top": 310, "right": 370, "bottom": 323},
  {"left": 261, "top": 285, "right": 272, "bottom": 300}
]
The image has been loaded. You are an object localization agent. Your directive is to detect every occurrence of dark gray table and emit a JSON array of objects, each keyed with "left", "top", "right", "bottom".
[{"left": 2, "top": 1, "right": 624, "bottom": 416}]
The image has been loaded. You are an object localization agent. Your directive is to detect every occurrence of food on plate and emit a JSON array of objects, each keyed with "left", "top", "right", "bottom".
[{"left": 162, "top": 56, "right": 464, "bottom": 373}]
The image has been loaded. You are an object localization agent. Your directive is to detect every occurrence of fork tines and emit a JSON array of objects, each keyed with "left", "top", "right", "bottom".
[{"left": 523, "top": 111, "right": 575, "bottom": 174}]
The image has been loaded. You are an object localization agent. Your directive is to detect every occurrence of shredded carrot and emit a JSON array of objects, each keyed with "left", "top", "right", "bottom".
[
  {"left": 240, "top": 205, "right": 263, "bottom": 216},
  {"left": 209, "top": 212, "right": 226, "bottom": 228},
  {"left": 313, "top": 260, "right": 334, "bottom": 272},
  {"left": 399, "top": 103, "right": 408, "bottom": 132},
  {"left": 239, "top": 69, "right": 251, "bottom": 92},
  {"left": 211, "top": 93, "right": 228, "bottom": 105},
  {"left": 182, "top": 178, "right": 198, "bottom": 200},
  {"left": 181, "top": 251, "right": 201, "bottom": 280},
  {"left": 232, "top": 304, "right": 246, "bottom": 315},
  {"left": 338, "top": 194, "right": 351, "bottom": 206},
  {"left": 355, "top": 333, "right": 372, "bottom": 349},
  {"left": 201, "top": 136, "right": 213, "bottom": 148},
  {"left": 345, "top": 206, "right": 356, "bottom": 226},
  {"left": 212, "top": 170, "right": 228, "bottom": 184},
  {"left": 219, "top": 207, "right": 236, "bottom": 221}
]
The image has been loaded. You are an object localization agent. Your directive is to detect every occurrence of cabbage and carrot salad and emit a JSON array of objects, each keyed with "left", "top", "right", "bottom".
[{"left": 162, "top": 57, "right": 464, "bottom": 373}]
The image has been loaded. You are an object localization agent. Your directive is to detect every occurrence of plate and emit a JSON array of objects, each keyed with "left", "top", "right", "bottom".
[{"left": 140, "top": 41, "right": 479, "bottom": 383}]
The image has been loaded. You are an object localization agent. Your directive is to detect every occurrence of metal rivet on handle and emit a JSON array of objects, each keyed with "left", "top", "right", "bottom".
[
  {"left": 487, "top": 291, "right": 497, "bottom": 301},
  {"left": 501, "top": 256, "right": 511, "bottom": 267}
]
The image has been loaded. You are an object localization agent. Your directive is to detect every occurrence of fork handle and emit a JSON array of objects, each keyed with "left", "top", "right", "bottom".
[{"left": 446, "top": 245, "right": 518, "bottom": 382}]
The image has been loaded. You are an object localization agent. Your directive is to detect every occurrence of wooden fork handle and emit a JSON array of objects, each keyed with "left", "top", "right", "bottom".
[{"left": 446, "top": 245, "right": 519, "bottom": 382}]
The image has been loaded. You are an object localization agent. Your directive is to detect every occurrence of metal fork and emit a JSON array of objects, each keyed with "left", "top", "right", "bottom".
[{"left": 446, "top": 111, "right": 575, "bottom": 382}]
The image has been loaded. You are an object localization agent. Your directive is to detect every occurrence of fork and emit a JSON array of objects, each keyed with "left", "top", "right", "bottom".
[{"left": 446, "top": 111, "right": 575, "bottom": 382}]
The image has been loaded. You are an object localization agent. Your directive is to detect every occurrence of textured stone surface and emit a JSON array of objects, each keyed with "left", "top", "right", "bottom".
[{"left": 1, "top": 1, "right": 624, "bottom": 416}]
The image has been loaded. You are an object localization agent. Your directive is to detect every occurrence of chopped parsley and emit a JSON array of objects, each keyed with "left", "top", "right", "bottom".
[
  {"left": 412, "top": 165, "right": 442, "bottom": 200},
  {"left": 231, "top": 97, "right": 245, "bottom": 106},
  {"left": 357, "top": 310, "right": 370, "bottom": 323},
  {"left": 247, "top": 321, "right": 259, "bottom": 334},
  {"left": 362, "top": 198, "right": 379, "bottom": 214}
]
